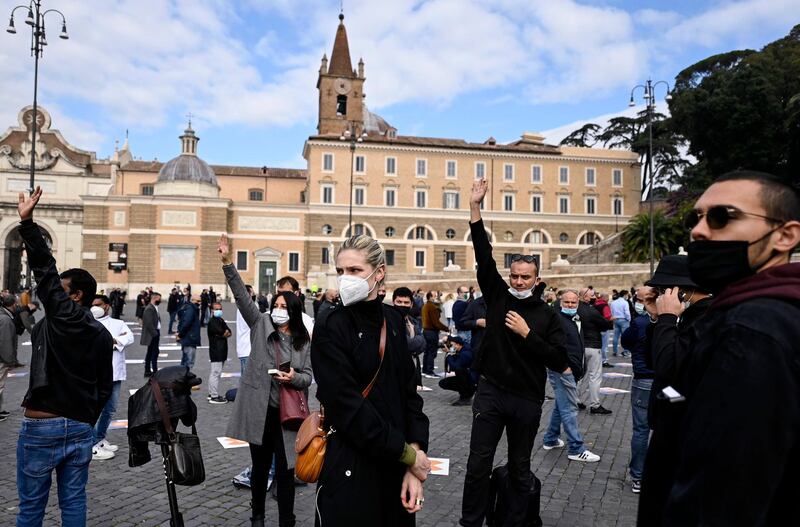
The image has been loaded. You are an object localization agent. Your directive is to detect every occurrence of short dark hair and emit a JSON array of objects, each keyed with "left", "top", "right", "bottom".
[
  {"left": 95, "top": 294, "right": 111, "bottom": 305},
  {"left": 59, "top": 268, "right": 97, "bottom": 307},
  {"left": 393, "top": 286, "right": 413, "bottom": 301},
  {"left": 716, "top": 170, "right": 800, "bottom": 223},
  {"left": 277, "top": 276, "right": 300, "bottom": 292},
  {"left": 1, "top": 293, "right": 16, "bottom": 308},
  {"left": 426, "top": 291, "right": 434, "bottom": 300}
]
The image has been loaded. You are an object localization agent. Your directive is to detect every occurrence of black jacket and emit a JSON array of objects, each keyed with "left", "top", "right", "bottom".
[
  {"left": 311, "top": 298, "right": 429, "bottom": 526},
  {"left": 577, "top": 302, "right": 613, "bottom": 349},
  {"left": 656, "top": 265, "right": 800, "bottom": 526},
  {"left": 19, "top": 219, "right": 113, "bottom": 425},
  {"left": 206, "top": 316, "right": 230, "bottom": 362},
  {"left": 469, "top": 220, "right": 567, "bottom": 401},
  {"left": 557, "top": 311, "right": 585, "bottom": 381},
  {"left": 639, "top": 297, "right": 711, "bottom": 526},
  {"left": 459, "top": 296, "right": 487, "bottom": 353},
  {"left": 622, "top": 314, "right": 653, "bottom": 379}
]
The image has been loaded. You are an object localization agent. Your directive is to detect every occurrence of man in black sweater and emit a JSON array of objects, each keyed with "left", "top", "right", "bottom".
[
  {"left": 460, "top": 179, "right": 567, "bottom": 527},
  {"left": 15, "top": 187, "right": 113, "bottom": 526}
]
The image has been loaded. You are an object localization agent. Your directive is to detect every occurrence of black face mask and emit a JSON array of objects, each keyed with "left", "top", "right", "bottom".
[
  {"left": 154, "top": 300, "right": 161, "bottom": 306},
  {"left": 687, "top": 227, "right": 780, "bottom": 294},
  {"left": 396, "top": 306, "right": 411, "bottom": 318}
]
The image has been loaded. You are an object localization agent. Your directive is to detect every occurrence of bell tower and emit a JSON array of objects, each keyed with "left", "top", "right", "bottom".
[{"left": 317, "top": 13, "right": 365, "bottom": 136}]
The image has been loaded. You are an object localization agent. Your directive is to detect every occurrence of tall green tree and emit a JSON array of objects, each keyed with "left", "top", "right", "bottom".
[{"left": 621, "top": 211, "right": 687, "bottom": 263}]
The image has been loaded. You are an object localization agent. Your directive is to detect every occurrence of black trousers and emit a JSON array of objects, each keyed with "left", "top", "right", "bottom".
[
  {"left": 144, "top": 331, "right": 159, "bottom": 374},
  {"left": 460, "top": 378, "right": 543, "bottom": 527},
  {"left": 422, "top": 330, "right": 439, "bottom": 374},
  {"left": 438, "top": 370, "right": 476, "bottom": 398},
  {"left": 250, "top": 406, "right": 295, "bottom": 526}
]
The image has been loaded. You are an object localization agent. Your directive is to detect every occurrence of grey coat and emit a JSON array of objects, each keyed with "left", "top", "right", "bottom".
[
  {"left": 223, "top": 264, "right": 313, "bottom": 468},
  {"left": 0, "top": 307, "right": 18, "bottom": 365},
  {"left": 140, "top": 304, "right": 160, "bottom": 346}
]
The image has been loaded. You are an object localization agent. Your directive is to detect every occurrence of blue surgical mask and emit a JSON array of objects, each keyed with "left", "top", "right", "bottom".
[
  {"left": 561, "top": 307, "right": 577, "bottom": 316},
  {"left": 213, "top": 309, "right": 223, "bottom": 318}
]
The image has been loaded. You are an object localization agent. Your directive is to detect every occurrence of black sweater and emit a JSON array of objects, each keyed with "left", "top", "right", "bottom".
[
  {"left": 20, "top": 219, "right": 113, "bottom": 424},
  {"left": 206, "top": 316, "right": 230, "bottom": 362},
  {"left": 469, "top": 220, "right": 567, "bottom": 401}
]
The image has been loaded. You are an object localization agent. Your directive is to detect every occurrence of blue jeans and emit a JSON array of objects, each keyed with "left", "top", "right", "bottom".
[
  {"left": 629, "top": 378, "right": 653, "bottom": 480},
  {"left": 240, "top": 357, "right": 248, "bottom": 376},
  {"left": 181, "top": 345, "right": 197, "bottom": 370},
  {"left": 93, "top": 380, "right": 122, "bottom": 444},
  {"left": 457, "top": 330, "right": 472, "bottom": 345},
  {"left": 613, "top": 319, "right": 630, "bottom": 356},
  {"left": 17, "top": 417, "right": 93, "bottom": 527},
  {"left": 543, "top": 370, "right": 585, "bottom": 455},
  {"left": 601, "top": 330, "right": 611, "bottom": 362}
]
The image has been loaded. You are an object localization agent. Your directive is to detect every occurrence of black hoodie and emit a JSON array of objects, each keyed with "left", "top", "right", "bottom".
[{"left": 469, "top": 220, "right": 567, "bottom": 401}]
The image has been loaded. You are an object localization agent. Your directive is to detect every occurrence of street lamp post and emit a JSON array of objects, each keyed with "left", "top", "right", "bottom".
[
  {"left": 7, "top": 1, "right": 70, "bottom": 194},
  {"left": 629, "top": 79, "right": 671, "bottom": 276},
  {"left": 339, "top": 122, "right": 366, "bottom": 235}
]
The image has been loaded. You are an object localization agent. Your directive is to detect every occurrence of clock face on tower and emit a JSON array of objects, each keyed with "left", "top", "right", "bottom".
[{"left": 334, "top": 78, "right": 352, "bottom": 95}]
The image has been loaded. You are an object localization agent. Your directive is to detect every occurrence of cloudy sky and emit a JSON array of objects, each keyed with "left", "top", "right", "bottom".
[{"left": 1, "top": 0, "right": 797, "bottom": 168}]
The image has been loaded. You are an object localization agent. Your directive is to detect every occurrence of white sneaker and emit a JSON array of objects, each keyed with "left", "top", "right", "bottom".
[
  {"left": 568, "top": 450, "right": 600, "bottom": 463},
  {"left": 92, "top": 445, "right": 115, "bottom": 461},
  {"left": 542, "top": 439, "right": 565, "bottom": 450},
  {"left": 96, "top": 439, "right": 118, "bottom": 452}
]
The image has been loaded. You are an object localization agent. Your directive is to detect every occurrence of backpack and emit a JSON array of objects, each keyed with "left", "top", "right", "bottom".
[
  {"left": 225, "top": 388, "right": 237, "bottom": 402},
  {"left": 486, "top": 464, "right": 543, "bottom": 527}
]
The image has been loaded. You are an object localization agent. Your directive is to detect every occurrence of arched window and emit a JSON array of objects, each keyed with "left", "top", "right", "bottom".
[
  {"left": 407, "top": 226, "right": 434, "bottom": 240},
  {"left": 524, "top": 230, "right": 549, "bottom": 244},
  {"left": 579, "top": 232, "right": 599, "bottom": 245}
]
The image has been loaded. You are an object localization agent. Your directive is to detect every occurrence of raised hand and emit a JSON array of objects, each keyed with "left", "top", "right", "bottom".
[
  {"left": 18, "top": 186, "right": 42, "bottom": 221},
  {"left": 218, "top": 233, "right": 232, "bottom": 265},
  {"left": 470, "top": 178, "right": 488, "bottom": 206}
]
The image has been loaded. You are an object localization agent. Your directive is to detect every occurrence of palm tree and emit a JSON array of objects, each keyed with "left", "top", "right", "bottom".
[{"left": 622, "top": 211, "right": 687, "bottom": 263}]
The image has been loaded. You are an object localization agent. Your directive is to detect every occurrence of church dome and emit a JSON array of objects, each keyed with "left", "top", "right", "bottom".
[
  {"left": 157, "top": 153, "right": 217, "bottom": 186},
  {"left": 154, "top": 123, "right": 219, "bottom": 197}
]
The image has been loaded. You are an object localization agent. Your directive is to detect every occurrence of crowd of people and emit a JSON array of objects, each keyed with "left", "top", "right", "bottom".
[{"left": 3, "top": 168, "right": 798, "bottom": 526}]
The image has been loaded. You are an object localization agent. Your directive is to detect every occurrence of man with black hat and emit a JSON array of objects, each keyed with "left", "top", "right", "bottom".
[
  {"left": 636, "top": 255, "right": 712, "bottom": 513},
  {"left": 438, "top": 335, "right": 477, "bottom": 406},
  {"left": 650, "top": 171, "right": 800, "bottom": 526}
]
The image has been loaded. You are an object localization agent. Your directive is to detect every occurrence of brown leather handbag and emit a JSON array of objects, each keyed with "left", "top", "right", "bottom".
[
  {"left": 294, "top": 319, "right": 386, "bottom": 483},
  {"left": 274, "top": 340, "right": 310, "bottom": 430}
]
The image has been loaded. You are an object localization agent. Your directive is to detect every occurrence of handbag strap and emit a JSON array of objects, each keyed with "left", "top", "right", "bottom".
[
  {"left": 361, "top": 319, "right": 387, "bottom": 398},
  {"left": 150, "top": 377, "right": 175, "bottom": 439}
]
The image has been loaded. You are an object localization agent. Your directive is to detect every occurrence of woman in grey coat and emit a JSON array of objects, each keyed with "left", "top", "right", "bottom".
[{"left": 219, "top": 235, "right": 312, "bottom": 527}]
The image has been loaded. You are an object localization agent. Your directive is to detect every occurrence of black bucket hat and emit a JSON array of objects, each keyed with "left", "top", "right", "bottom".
[{"left": 645, "top": 255, "right": 699, "bottom": 289}]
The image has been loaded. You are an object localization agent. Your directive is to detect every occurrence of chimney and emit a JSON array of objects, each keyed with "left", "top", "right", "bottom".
[{"left": 520, "top": 131, "right": 545, "bottom": 145}]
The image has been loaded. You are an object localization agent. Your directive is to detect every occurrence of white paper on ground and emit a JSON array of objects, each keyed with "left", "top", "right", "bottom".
[
  {"left": 416, "top": 386, "right": 433, "bottom": 392},
  {"left": 599, "top": 387, "right": 630, "bottom": 395},
  {"left": 221, "top": 372, "right": 241, "bottom": 378},
  {"left": 429, "top": 458, "right": 450, "bottom": 476},
  {"left": 603, "top": 372, "right": 632, "bottom": 378},
  {"left": 218, "top": 437, "right": 249, "bottom": 449},
  {"left": 108, "top": 419, "right": 128, "bottom": 430},
  {"left": 9, "top": 372, "right": 28, "bottom": 378},
  {"left": 159, "top": 345, "right": 181, "bottom": 351},
  {"left": 158, "top": 353, "right": 168, "bottom": 358}
]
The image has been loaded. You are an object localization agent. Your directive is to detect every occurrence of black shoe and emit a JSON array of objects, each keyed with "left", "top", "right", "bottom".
[
  {"left": 452, "top": 396, "right": 472, "bottom": 406},
  {"left": 602, "top": 361, "right": 613, "bottom": 368},
  {"left": 590, "top": 405, "right": 612, "bottom": 415},
  {"left": 0, "top": 414, "right": 8, "bottom": 422},
  {"left": 250, "top": 514, "right": 265, "bottom": 527},
  {"left": 144, "top": 371, "right": 152, "bottom": 378},
  {"left": 577, "top": 403, "right": 586, "bottom": 410},
  {"left": 12, "top": 361, "right": 25, "bottom": 368}
]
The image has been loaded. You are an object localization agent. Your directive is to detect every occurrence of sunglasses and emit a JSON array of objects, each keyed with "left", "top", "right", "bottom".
[
  {"left": 684, "top": 206, "right": 782, "bottom": 230},
  {"left": 511, "top": 254, "right": 537, "bottom": 264}
]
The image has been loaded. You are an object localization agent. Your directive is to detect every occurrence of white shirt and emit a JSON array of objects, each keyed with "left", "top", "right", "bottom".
[
  {"left": 155, "top": 303, "right": 161, "bottom": 331},
  {"left": 610, "top": 297, "right": 631, "bottom": 321},
  {"left": 236, "top": 308, "right": 251, "bottom": 358},
  {"left": 97, "top": 315, "right": 134, "bottom": 382},
  {"left": 302, "top": 312, "right": 315, "bottom": 337},
  {"left": 442, "top": 299, "right": 455, "bottom": 320}
]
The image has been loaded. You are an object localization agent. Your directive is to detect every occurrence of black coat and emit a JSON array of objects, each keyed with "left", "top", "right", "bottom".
[
  {"left": 459, "top": 296, "right": 487, "bottom": 353},
  {"left": 577, "top": 301, "right": 613, "bottom": 349},
  {"left": 206, "top": 316, "right": 230, "bottom": 362},
  {"left": 557, "top": 311, "right": 585, "bottom": 381},
  {"left": 311, "top": 298, "right": 429, "bottom": 527}
]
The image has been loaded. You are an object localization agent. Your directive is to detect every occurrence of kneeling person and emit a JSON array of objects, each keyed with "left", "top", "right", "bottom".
[{"left": 438, "top": 336, "right": 478, "bottom": 406}]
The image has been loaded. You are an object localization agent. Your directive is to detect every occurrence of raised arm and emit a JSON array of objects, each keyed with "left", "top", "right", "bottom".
[
  {"left": 469, "top": 179, "right": 505, "bottom": 295},
  {"left": 218, "top": 234, "right": 261, "bottom": 328}
]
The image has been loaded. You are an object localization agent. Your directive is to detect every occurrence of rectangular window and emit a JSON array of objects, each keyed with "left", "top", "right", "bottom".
[
  {"left": 532, "top": 194, "right": 542, "bottom": 213},
  {"left": 475, "top": 162, "right": 485, "bottom": 180},
  {"left": 446, "top": 160, "right": 457, "bottom": 179},
  {"left": 355, "top": 155, "right": 365, "bottom": 174},
  {"left": 613, "top": 168, "right": 623, "bottom": 187},
  {"left": 321, "top": 247, "right": 330, "bottom": 265},
  {"left": 444, "top": 250, "right": 456, "bottom": 266},
  {"left": 321, "top": 184, "right": 334, "bottom": 204},
  {"left": 288, "top": 252, "right": 300, "bottom": 273},
  {"left": 385, "top": 249, "right": 395, "bottom": 266},
  {"left": 503, "top": 253, "right": 514, "bottom": 269},
  {"left": 586, "top": 196, "right": 596, "bottom": 215},
  {"left": 503, "top": 193, "right": 514, "bottom": 212},
  {"left": 559, "top": 166, "right": 569, "bottom": 184},
  {"left": 385, "top": 188, "right": 396, "bottom": 207},
  {"left": 322, "top": 153, "right": 334, "bottom": 172},
  {"left": 236, "top": 250, "right": 248, "bottom": 271},
  {"left": 504, "top": 164, "right": 515, "bottom": 181},
  {"left": 354, "top": 186, "right": 365, "bottom": 206},
  {"left": 586, "top": 167, "right": 596, "bottom": 186},
  {"left": 415, "top": 250, "right": 425, "bottom": 268},
  {"left": 559, "top": 196, "right": 570, "bottom": 214},
  {"left": 416, "top": 158, "right": 427, "bottom": 177},
  {"left": 416, "top": 190, "right": 427, "bottom": 208},
  {"left": 386, "top": 157, "right": 397, "bottom": 175},
  {"left": 531, "top": 165, "right": 542, "bottom": 184},
  {"left": 443, "top": 191, "right": 460, "bottom": 210},
  {"left": 613, "top": 197, "right": 624, "bottom": 215},
  {"left": 141, "top": 184, "right": 154, "bottom": 196}
]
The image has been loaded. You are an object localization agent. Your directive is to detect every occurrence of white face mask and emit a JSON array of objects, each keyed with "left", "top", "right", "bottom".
[
  {"left": 90, "top": 306, "right": 106, "bottom": 319},
  {"left": 338, "top": 268, "right": 379, "bottom": 306},
  {"left": 508, "top": 287, "right": 533, "bottom": 300},
  {"left": 634, "top": 302, "right": 646, "bottom": 315},
  {"left": 271, "top": 308, "right": 290, "bottom": 326}
]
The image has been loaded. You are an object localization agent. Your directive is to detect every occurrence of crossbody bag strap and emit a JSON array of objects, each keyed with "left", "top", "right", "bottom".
[
  {"left": 149, "top": 377, "right": 175, "bottom": 438},
  {"left": 361, "top": 318, "right": 387, "bottom": 398}
]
